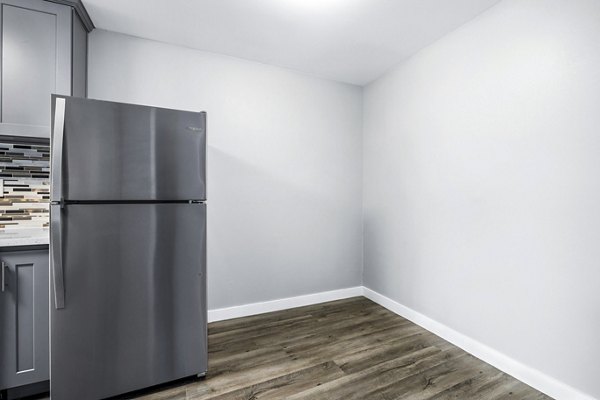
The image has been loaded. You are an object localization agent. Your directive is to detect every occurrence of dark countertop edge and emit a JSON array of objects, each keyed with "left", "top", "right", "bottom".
[{"left": 0, "top": 244, "right": 49, "bottom": 252}]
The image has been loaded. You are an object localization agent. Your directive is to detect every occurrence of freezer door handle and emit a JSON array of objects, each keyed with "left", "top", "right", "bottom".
[
  {"left": 51, "top": 206, "right": 65, "bottom": 309},
  {"left": 51, "top": 97, "right": 66, "bottom": 203},
  {"left": 1, "top": 261, "right": 6, "bottom": 292}
]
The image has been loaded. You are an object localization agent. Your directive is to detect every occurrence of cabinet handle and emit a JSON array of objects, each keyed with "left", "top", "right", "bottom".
[{"left": 1, "top": 261, "right": 6, "bottom": 293}]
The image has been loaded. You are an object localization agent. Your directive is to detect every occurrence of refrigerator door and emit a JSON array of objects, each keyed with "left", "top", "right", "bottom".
[
  {"left": 50, "top": 203, "right": 207, "bottom": 400},
  {"left": 51, "top": 96, "right": 206, "bottom": 202}
]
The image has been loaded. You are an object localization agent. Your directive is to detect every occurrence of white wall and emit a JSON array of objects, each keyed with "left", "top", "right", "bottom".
[
  {"left": 363, "top": 0, "right": 600, "bottom": 398},
  {"left": 88, "top": 30, "right": 363, "bottom": 310},
  {"left": 89, "top": 3, "right": 600, "bottom": 396}
]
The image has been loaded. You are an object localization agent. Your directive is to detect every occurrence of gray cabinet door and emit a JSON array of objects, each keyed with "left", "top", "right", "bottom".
[
  {"left": 0, "top": 0, "right": 71, "bottom": 138},
  {"left": 0, "top": 250, "right": 49, "bottom": 391}
]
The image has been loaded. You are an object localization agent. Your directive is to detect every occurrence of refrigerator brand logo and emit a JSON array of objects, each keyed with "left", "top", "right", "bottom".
[{"left": 186, "top": 126, "right": 203, "bottom": 133}]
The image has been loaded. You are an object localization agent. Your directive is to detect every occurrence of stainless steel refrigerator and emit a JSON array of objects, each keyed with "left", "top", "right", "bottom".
[{"left": 50, "top": 96, "right": 207, "bottom": 399}]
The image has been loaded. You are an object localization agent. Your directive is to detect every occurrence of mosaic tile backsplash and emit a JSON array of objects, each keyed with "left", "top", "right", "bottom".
[{"left": 0, "top": 140, "right": 50, "bottom": 229}]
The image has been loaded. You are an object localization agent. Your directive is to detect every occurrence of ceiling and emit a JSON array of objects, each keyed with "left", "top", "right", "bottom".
[{"left": 81, "top": 0, "right": 502, "bottom": 86}]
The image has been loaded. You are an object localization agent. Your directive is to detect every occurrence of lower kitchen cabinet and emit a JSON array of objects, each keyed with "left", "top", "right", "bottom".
[{"left": 0, "top": 248, "right": 49, "bottom": 399}]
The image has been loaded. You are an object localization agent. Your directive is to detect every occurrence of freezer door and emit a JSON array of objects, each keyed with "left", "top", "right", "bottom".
[
  {"left": 50, "top": 203, "right": 207, "bottom": 400},
  {"left": 51, "top": 96, "right": 206, "bottom": 202}
]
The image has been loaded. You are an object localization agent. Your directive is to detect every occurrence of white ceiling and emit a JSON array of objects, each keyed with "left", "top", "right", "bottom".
[{"left": 82, "top": 0, "right": 502, "bottom": 85}]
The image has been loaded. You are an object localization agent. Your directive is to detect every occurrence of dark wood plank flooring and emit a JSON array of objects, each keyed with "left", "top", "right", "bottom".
[
  {"left": 34, "top": 297, "right": 550, "bottom": 399},
  {"left": 133, "top": 296, "right": 552, "bottom": 400}
]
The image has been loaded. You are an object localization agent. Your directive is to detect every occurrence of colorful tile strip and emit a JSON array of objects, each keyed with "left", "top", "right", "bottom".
[{"left": 0, "top": 141, "right": 50, "bottom": 229}]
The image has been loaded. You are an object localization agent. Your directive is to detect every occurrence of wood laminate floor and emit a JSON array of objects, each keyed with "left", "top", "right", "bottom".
[
  {"left": 134, "top": 297, "right": 551, "bottom": 400},
  {"left": 37, "top": 297, "right": 552, "bottom": 399}
]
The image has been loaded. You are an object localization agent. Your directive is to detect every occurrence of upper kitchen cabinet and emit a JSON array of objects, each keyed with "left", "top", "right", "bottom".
[{"left": 0, "top": 0, "right": 94, "bottom": 138}]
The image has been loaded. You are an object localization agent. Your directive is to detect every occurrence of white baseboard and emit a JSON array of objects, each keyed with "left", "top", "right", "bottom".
[
  {"left": 362, "top": 287, "right": 596, "bottom": 400},
  {"left": 207, "top": 285, "right": 595, "bottom": 399},
  {"left": 208, "top": 286, "right": 363, "bottom": 323}
]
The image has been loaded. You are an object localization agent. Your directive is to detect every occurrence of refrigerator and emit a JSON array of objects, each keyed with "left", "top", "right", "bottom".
[{"left": 49, "top": 95, "right": 207, "bottom": 399}]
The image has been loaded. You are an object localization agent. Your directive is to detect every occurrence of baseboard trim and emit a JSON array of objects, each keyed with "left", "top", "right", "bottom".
[
  {"left": 207, "top": 286, "right": 595, "bottom": 399},
  {"left": 362, "top": 287, "right": 596, "bottom": 400},
  {"left": 208, "top": 286, "right": 363, "bottom": 323}
]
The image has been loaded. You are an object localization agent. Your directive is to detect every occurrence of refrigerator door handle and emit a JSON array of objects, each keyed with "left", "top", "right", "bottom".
[
  {"left": 51, "top": 97, "right": 66, "bottom": 203},
  {"left": 1, "top": 261, "right": 6, "bottom": 293},
  {"left": 51, "top": 205, "right": 65, "bottom": 309}
]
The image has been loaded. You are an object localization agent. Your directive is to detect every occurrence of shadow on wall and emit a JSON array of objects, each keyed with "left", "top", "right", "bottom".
[{"left": 206, "top": 146, "right": 360, "bottom": 310}]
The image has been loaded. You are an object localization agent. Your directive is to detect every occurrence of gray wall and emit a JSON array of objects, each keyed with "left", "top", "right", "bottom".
[
  {"left": 88, "top": 4, "right": 600, "bottom": 396},
  {"left": 88, "top": 30, "right": 363, "bottom": 310},
  {"left": 363, "top": 0, "right": 600, "bottom": 398}
]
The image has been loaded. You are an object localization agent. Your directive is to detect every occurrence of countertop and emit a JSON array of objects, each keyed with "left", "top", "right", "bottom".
[{"left": 0, "top": 228, "right": 50, "bottom": 248}]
